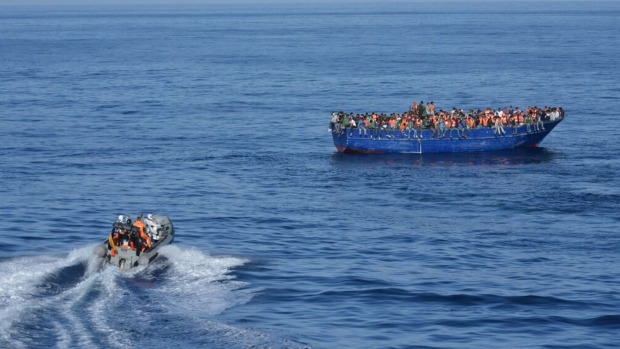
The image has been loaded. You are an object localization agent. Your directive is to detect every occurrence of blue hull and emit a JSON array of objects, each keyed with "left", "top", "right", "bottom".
[{"left": 332, "top": 119, "right": 563, "bottom": 154}]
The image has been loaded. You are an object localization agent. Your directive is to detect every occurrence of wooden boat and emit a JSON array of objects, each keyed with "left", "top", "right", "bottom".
[{"left": 331, "top": 117, "right": 563, "bottom": 154}]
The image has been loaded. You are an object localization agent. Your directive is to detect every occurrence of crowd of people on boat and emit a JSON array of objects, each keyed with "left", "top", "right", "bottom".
[
  {"left": 107, "top": 213, "right": 159, "bottom": 256},
  {"left": 329, "top": 101, "right": 565, "bottom": 139}
]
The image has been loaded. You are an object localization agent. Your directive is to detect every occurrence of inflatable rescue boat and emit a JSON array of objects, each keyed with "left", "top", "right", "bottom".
[{"left": 95, "top": 214, "right": 175, "bottom": 270}]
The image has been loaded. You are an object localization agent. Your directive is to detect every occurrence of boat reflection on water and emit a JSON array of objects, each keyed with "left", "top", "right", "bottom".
[{"left": 331, "top": 147, "right": 558, "bottom": 168}]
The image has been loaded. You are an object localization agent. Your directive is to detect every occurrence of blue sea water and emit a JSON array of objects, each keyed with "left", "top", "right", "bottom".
[{"left": 1, "top": 1, "right": 620, "bottom": 348}]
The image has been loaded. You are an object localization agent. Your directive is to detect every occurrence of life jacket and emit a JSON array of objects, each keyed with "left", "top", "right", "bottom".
[
  {"left": 109, "top": 232, "right": 118, "bottom": 256},
  {"left": 133, "top": 220, "right": 145, "bottom": 234},
  {"left": 114, "top": 228, "right": 131, "bottom": 250},
  {"left": 134, "top": 220, "right": 152, "bottom": 249}
]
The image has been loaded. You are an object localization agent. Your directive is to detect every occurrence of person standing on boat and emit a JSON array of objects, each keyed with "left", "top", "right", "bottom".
[
  {"left": 143, "top": 213, "right": 159, "bottom": 241},
  {"left": 341, "top": 113, "right": 350, "bottom": 135},
  {"left": 438, "top": 116, "right": 446, "bottom": 139},
  {"left": 387, "top": 116, "right": 396, "bottom": 139},
  {"left": 415, "top": 116, "right": 423, "bottom": 139},
  {"left": 532, "top": 113, "right": 538, "bottom": 132},
  {"left": 347, "top": 113, "right": 356, "bottom": 137},
  {"left": 466, "top": 113, "right": 476, "bottom": 135},
  {"left": 493, "top": 115, "right": 506, "bottom": 136},
  {"left": 531, "top": 107, "right": 539, "bottom": 132},
  {"left": 457, "top": 114, "right": 468, "bottom": 139},
  {"left": 368, "top": 115, "right": 377, "bottom": 139},
  {"left": 535, "top": 108, "right": 545, "bottom": 131},
  {"left": 357, "top": 114, "right": 367, "bottom": 138},
  {"left": 108, "top": 219, "right": 124, "bottom": 257},
  {"left": 496, "top": 107, "right": 504, "bottom": 120},
  {"left": 405, "top": 115, "right": 414, "bottom": 139},
  {"left": 418, "top": 101, "right": 427, "bottom": 119},
  {"left": 426, "top": 116, "right": 433, "bottom": 138},
  {"left": 329, "top": 112, "right": 338, "bottom": 132},
  {"left": 133, "top": 214, "right": 152, "bottom": 253},
  {"left": 515, "top": 107, "right": 524, "bottom": 126},
  {"left": 113, "top": 217, "right": 132, "bottom": 250},
  {"left": 510, "top": 112, "right": 519, "bottom": 135},
  {"left": 549, "top": 108, "right": 558, "bottom": 121},
  {"left": 524, "top": 109, "right": 533, "bottom": 133},
  {"left": 426, "top": 102, "right": 434, "bottom": 117}
]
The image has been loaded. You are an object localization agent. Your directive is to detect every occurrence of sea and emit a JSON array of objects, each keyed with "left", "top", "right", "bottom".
[{"left": 1, "top": 1, "right": 619, "bottom": 348}]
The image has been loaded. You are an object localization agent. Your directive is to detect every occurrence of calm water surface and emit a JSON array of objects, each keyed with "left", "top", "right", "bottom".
[{"left": 1, "top": 1, "right": 619, "bottom": 348}]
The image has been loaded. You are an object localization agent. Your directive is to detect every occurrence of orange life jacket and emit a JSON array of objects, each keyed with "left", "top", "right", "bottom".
[
  {"left": 133, "top": 220, "right": 152, "bottom": 249},
  {"left": 109, "top": 233, "right": 118, "bottom": 256}
]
